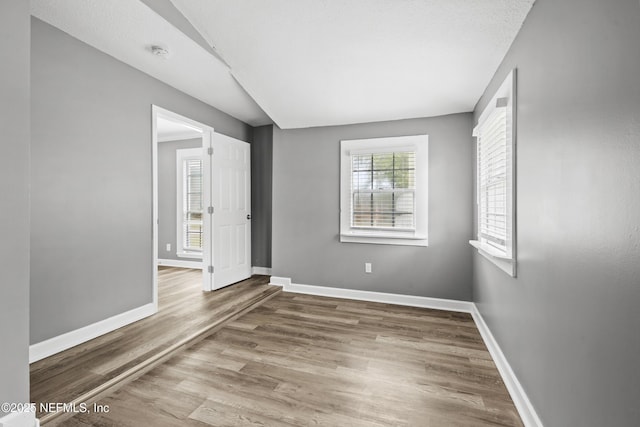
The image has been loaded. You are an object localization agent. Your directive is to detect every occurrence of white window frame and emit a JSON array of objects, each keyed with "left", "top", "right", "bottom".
[
  {"left": 176, "top": 147, "right": 204, "bottom": 259},
  {"left": 470, "top": 69, "right": 517, "bottom": 276},
  {"left": 340, "top": 135, "right": 428, "bottom": 247}
]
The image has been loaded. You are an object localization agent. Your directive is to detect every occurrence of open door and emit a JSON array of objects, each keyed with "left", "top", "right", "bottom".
[{"left": 206, "top": 132, "right": 252, "bottom": 290}]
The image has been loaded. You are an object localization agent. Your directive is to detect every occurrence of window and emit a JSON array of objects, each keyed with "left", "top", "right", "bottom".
[
  {"left": 340, "top": 135, "right": 428, "bottom": 246},
  {"left": 176, "top": 148, "right": 203, "bottom": 258},
  {"left": 470, "top": 69, "right": 516, "bottom": 276}
]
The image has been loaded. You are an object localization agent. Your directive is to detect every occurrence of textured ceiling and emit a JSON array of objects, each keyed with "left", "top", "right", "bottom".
[
  {"left": 32, "top": 0, "right": 535, "bottom": 130},
  {"left": 31, "top": 0, "right": 272, "bottom": 126},
  {"left": 171, "top": 0, "right": 535, "bottom": 129}
]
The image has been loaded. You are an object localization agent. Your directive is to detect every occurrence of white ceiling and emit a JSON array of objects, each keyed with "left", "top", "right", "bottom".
[
  {"left": 171, "top": 0, "right": 535, "bottom": 129},
  {"left": 157, "top": 116, "right": 202, "bottom": 142},
  {"left": 32, "top": 0, "right": 535, "bottom": 130}
]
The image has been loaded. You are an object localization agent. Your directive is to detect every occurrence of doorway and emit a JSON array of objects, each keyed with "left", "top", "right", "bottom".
[
  {"left": 153, "top": 106, "right": 212, "bottom": 301},
  {"left": 152, "top": 106, "right": 252, "bottom": 307}
]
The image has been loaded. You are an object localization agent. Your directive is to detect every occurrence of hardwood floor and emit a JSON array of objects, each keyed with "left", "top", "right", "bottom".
[
  {"left": 60, "top": 292, "right": 524, "bottom": 426},
  {"left": 31, "top": 267, "right": 280, "bottom": 424}
]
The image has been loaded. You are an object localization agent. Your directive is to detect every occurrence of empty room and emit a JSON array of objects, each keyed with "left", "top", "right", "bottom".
[{"left": 1, "top": 0, "right": 639, "bottom": 426}]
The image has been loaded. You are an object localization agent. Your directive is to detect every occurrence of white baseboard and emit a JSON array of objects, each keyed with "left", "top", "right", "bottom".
[
  {"left": 274, "top": 276, "right": 542, "bottom": 427},
  {"left": 29, "top": 303, "right": 156, "bottom": 363},
  {"left": 269, "top": 276, "right": 291, "bottom": 287},
  {"left": 0, "top": 411, "right": 38, "bottom": 427},
  {"left": 157, "top": 259, "right": 203, "bottom": 269},
  {"left": 471, "top": 306, "right": 543, "bottom": 427},
  {"left": 276, "top": 279, "right": 474, "bottom": 313},
  {"left": 252, "top": 266, "right": 272, "bottom": 275},
  {"left": 158, "top": 262, "right": 269, "bottom": 275}
]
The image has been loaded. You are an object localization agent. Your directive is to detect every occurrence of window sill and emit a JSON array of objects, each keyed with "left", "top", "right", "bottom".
[
  {"left": 469, "top": 240, "right": 516, "bottom": 277},
  {"left": 341, "top": 233, "right": 428, "bottom": 247},
  {"left": 177, "top": 252, "right": 203, "bottom": 260}
]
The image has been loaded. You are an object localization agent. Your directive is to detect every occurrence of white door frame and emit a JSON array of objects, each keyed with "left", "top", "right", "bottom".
[{"left": 152, "top": 105, "right": 214, "bottom": 312}]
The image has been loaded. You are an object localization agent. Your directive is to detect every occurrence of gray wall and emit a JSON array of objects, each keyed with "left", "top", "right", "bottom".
[
  {"left": 30, "top": 18, "right": 252, "bottom": 344},
  {"left": 251, "top": 125, "right": 273, "bottom": 268},
  {"left": 272, "top": 114, "right": 473, "bottom": 300},
  {"left": 0, "top": 0, "right": 30, "bottom": 410},
  {"left": 158, "top": 138, "right": 203, "bottom": 262},
  {"left": 472, "top": 0, "right": 640, "bottom": 426}
]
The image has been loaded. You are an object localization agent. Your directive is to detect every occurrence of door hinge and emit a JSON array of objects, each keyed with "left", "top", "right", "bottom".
[
  {"left": 208, "top": 265, "right": 214, "bottom": 274},
  {"left": 207, "top": 147, "right": 213, "bottom": 155},
  {"left": 208, "top": 206, "right": 214, "bottom": 214}
]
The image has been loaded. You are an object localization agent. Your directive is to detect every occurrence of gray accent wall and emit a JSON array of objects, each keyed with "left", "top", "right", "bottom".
[
  {"left": 0, "top": 0, "right": 30, "bottom": 410},
  {"left": 272, "top": 114, "right": 473, "bottom": 300},
  {"left": 158, "top": 138, "right": 203, "bottom": 262},
  {"left": 251, "top": 125, "right": 274, "bottom": 268},
  {"left": 30, "top": 18, "right": 252, "bottom": 344},
  {"left": 472, "top": 0, "right": 640, "bottom": 425}
]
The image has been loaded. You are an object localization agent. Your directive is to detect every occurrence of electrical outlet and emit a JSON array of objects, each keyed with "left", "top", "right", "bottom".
[
  {"left": 166, "top": 243, "right": 171, "bottom": 252},
  {"left": 365, "top": 262, "right": 372, "bottom": 273}
]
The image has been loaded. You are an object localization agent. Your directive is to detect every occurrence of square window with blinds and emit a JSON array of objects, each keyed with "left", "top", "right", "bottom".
[
  {"left": 340, "top": 134, "right": 428, "bottom": 247},
  {"left": 351, "top": 152, "right": 416, "bottom": 230}
]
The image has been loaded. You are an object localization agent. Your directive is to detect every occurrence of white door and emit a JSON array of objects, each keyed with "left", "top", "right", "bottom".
[{"left": 209, "top": 133, "right": 251, "bottom": 289}]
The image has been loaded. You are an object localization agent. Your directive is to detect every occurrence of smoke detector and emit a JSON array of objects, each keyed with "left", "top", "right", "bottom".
[{"left": 150, "top": 45, "right": 169, "bottom": 58}]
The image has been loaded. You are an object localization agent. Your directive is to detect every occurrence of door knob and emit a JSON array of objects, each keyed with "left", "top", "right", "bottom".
[{"left": 246, "top": 214, "right": 251, "bottom": 220}]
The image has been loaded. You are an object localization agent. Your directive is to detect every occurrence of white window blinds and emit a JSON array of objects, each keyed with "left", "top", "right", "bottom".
[
  {"left": 471, "top": 69, "right": 516, "bottom": 277},
  {"left": 340, "top": 134, "right": 428, "bottom": 246},
  {"left": 477, "top": 106, "right": 510, "bottom": 255},
  {"left": 351, "top": 151, "right": 416, "bottom": 230},
  {"left": 183, "top": 158, "right": 203, "bottom": 251}
]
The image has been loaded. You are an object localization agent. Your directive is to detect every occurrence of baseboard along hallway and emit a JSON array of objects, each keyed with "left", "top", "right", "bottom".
[{"left": 30, "top": 267, "right": 280, "bottom": 425}]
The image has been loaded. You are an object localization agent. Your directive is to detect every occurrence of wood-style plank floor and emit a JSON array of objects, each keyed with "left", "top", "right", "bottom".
[
  {"left": 31, "top": 267, "right": 279, "bottom": 421},
  {"left": 61, "top": 292, "right": 524, "bottom": 426}
]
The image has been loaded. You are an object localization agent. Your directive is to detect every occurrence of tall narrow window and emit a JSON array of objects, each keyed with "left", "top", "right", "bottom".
[
  {"left": 478, "top": 106, "right": 508, "bottom": 253},
  {"left": 176, "top": 148, "right": 203, "bottom": 257},
  {"left": 471, "top": 69, "right": 516, "bottom": 276},
  {"left": 340, "top": 135, "right": 428, "bottom": 246}
]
